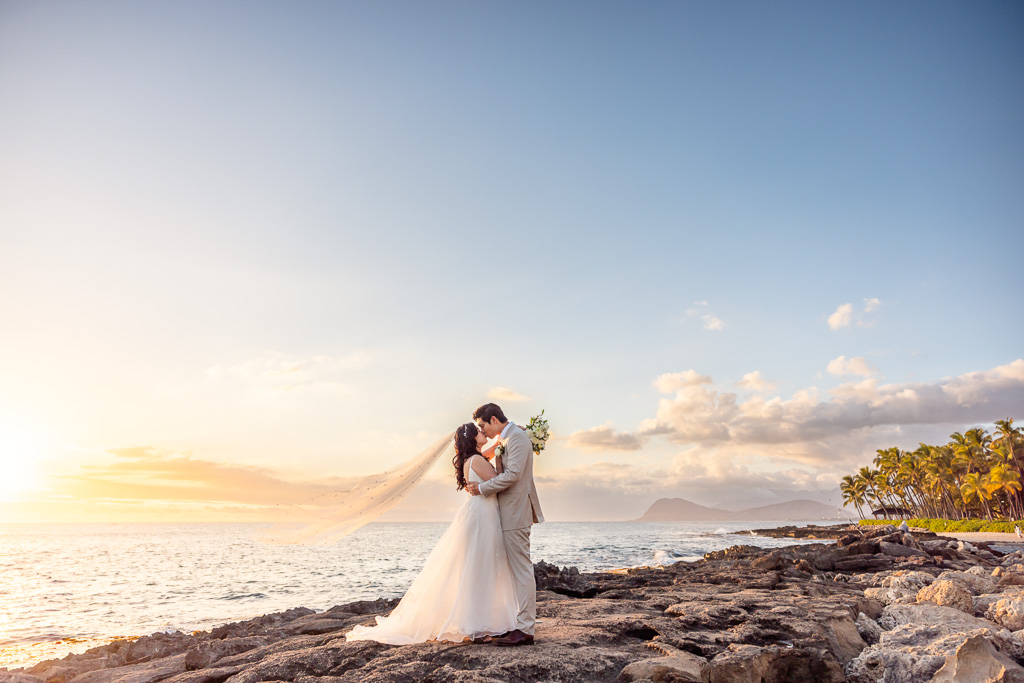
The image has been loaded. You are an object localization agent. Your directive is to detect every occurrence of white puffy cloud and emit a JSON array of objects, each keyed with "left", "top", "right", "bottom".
[
  {"left": 572, "top": 359, "right": 1024, "bottom": 467},
  {"left": 826, "top": 355, "right": 878, "bottom": 378},
  {"left": 736, "top": 371, "right": 776, "bottom": 393},
  {"left": 827, "top": 303, "right": 854, "bottom": 330},
  {"left": 487, "top": 387, "right": 530, "bottom": 402},
  {"left": 702, "top": 314, "right": 724, "bottom": 331},
  {"left": 828, "top": 299, "right": 882, "bottom": 329}
]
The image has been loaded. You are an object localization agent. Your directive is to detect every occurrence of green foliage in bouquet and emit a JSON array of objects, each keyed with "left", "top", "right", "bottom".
[{"left": 525, "top": 411, "right": 550, "bottom": 456}]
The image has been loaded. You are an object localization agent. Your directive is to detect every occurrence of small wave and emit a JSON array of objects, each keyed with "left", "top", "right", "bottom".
[
  {"left": 713, "top": 528, "right": 729, "bottom": 535},
  {"left": 651, "top": 549, "right": 684, "bottom": 565},
  {"left": 220, "top": 593, "right": 268, "bottom": 601}
]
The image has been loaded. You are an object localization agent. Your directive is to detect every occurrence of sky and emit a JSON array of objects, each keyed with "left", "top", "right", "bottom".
[{"left": 1, "top": 1, "right": 1022, "bottom": 524}]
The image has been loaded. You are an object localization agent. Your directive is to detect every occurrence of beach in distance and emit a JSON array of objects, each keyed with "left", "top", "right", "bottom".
[{"left": 0, "top": 519, "right": 832, "bottom": 670}]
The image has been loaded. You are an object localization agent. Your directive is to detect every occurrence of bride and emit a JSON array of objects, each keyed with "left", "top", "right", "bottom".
[{"left": 345, "top": 422, "right": 518, "bottom": 644}]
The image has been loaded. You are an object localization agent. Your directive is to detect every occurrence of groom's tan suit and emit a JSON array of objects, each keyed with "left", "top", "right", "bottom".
[{"left": 478, "top": 423, "right": 543, "bottom": 635}]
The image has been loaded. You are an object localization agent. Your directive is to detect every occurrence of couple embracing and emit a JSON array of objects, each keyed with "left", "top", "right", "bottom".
[{"left": 346, "top": 403, "right": 544, "bottom": 646}]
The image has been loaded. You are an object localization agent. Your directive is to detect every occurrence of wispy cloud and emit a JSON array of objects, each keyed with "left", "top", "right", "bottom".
[
  {"left": 684, "top": 302, "right": 724, "bottom": 331},
  {"left": 53, "top": 447, "right": 351, "bottom": 507},
  {"left": 564, "top": 424, "right": 644, "bottom": 452},
  {"left": 487, "top": 387, "right": 530, "bottom": 402},
  {"left": 702, "top": 314, "right": 724, "bottom": 331},
  {"left": 205, "top": 350, "right": 372, "bottom": 399}
]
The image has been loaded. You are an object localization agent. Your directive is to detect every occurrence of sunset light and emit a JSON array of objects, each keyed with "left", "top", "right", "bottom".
[{"left": 0, "top": 420, "right": 44, "bottom": 501}]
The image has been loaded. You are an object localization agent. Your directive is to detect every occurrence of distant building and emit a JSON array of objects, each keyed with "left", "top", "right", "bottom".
[{"left": 871, "top": 506, "right": 913, "bottom": 519}]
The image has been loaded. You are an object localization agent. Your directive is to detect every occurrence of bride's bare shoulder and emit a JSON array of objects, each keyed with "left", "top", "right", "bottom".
[{"left": 469, "top": 454, "right": 497, "bottom": 480}]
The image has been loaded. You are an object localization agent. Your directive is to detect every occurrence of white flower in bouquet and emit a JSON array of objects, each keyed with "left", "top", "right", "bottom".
[{"left": 524, "top": 411, "right": 550, "bottom": 456}]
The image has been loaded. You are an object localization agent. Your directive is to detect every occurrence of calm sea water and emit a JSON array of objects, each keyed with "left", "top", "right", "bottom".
[{"left": 0, "top": 520, "right": 834, "bottom": 670}]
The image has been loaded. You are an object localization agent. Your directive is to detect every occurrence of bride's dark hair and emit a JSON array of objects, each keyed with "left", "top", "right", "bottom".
[{"left": 452, "top": 422, "right": 481, "bottom": 491}]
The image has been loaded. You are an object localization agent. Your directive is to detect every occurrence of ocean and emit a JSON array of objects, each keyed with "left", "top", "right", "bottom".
[{"left": 0, "top": 520, "right": 835, "bottom": 670}]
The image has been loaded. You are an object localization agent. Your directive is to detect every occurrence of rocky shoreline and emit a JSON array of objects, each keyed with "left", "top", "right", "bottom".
[{"left": 7, "top": 524, "right": 1024, "bottom": 682}]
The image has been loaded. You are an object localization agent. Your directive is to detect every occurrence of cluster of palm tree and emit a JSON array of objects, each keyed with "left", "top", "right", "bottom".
[{"left": 840, "top": 418, "right": 1023, "bottom": 521}]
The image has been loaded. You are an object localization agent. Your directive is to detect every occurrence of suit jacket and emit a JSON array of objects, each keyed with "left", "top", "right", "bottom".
[{"left": 478, "top": 423, "right": 544, "bottom": 530}]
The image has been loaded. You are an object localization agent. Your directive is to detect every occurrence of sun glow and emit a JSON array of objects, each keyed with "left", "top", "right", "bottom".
[{"left": 0, "top": 420, "right": 45, "bottom": 501}]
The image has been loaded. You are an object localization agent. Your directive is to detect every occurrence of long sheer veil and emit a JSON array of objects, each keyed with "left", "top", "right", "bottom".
[{"left": 261, "top": 432, "right": 455, "bottom": 545}]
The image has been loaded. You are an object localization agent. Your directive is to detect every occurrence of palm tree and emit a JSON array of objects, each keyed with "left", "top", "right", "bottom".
[
  {"left": 843, "top": 419, "right": 1020, "bottom": 522},
  {"left": 995, "top": 419, "right": 1024, "bottom": 517},
  {"left": 991, "top": 445, "right": 1023, "bottom": 519},
  {"left": 841, "top": 475, "right": 866, "bottom": 519},
  {"left": 961, "top": 472, "right": 994, "bottom": 520}
]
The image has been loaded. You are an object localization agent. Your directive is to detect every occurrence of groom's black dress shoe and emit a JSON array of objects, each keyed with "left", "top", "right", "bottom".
[{"left": 491, "top": 629, "right": 534, "bottom": 646}]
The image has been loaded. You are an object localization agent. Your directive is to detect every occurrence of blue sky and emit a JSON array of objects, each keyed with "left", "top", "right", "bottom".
[{"left": 1, "top": 1, "right": 1022, "bottom": 522}]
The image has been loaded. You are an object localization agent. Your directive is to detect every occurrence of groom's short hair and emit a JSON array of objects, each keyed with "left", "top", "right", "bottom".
[{"left": 473, "top": 403, "right": 507, "bottom": 424}]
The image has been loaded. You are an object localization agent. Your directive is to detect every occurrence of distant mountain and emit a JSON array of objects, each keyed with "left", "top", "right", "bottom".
[
  {"left": 636, "top": 497, "right": 846, "bottom": 522},
  {"left": 734, "top": 499, "right": 847, "bottom": 522},
  {"left": 637, "top": 498, "right": 732, "bottom": 522}
]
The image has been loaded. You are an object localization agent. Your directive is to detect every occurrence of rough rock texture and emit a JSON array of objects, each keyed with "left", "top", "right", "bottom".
[
  {"left": 618, "top": 648, "right": 709, "bottom": 682},
  {"left": 989, "top": 599, "right": 1024, "bottom": 632},
  {"left": 937, "top": 570, "right": 997, "bottom": 595},
  {"left": 4, "top": 527, "right": 1024, "bottom": 683},
  {"left": 930, "top": 634, "right": 1024, "bottom": 683},
  {"left": 534, "top": 560, "right": 598, "bottom": 598},
  {"left": 916, "top": 580, "right": 974, "bottom": 614}
]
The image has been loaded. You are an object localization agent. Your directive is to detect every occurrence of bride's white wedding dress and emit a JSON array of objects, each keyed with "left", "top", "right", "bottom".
[{"left": 346, "top": 459, "right": 518, "bottom": 644}]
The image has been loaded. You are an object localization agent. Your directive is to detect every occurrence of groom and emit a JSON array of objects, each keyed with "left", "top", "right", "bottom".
[{"left": 466, "top": 402, "right": 544, "bottom": 646}]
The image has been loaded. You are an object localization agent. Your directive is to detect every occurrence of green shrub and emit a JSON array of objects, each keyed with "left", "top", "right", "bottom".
[{"left": 858, "top": 518, "right": 1022, "bottom": 533}]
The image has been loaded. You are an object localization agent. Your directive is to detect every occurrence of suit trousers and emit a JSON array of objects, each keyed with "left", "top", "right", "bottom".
[{"left": 502, "top": 527, "right": 535, "bottom": 635}]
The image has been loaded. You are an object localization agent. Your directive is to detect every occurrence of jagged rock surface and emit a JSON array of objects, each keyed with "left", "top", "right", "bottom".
[{"left": 5, "top": 524, "right": 1024, "bottom": 683}]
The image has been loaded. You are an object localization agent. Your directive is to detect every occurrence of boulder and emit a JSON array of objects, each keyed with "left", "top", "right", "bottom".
[
  {"left": 183, "top": 637, "right": 270, "bottom": 670},
  {"left": 834, "top": 555, "right": 895, "bottom": 573},
  {"left": 879, "top": 604, "right": 1002, "bottom": 633},
  {"left": 865, "top": 586, "right": 918, "bottom": 606},
  {"left": 752, "top": 551, "right": 784, "bottom": 571},
  {"left": 987, "top": 598, "right": 1024, "bottom": 631},
  {"left": 708, "top": 644, "right": 844, "bottom": 683},
  {"left": 937, "top": 570, "right": 997, "bottom": 596},
  {"left": 534, "top": 560, "right": 598, "bottom": 598},
  {"left": 930, "top": 634, "right": 1024, "bottom": 682},
  {"left": 999, "top": 573, "right": 1024, "bottom": 588},
  {"left": 618, "top": 651, "right": 710, "bottom": 682},
  {"left": 855, "top": 613, "right": 882, "bottom": 646},
  {"left": 917, "top": 580, "right": 975, "bottom": 614},
  {"left": 60, "top": 653, "right": 188, "bottom": 683},
  {"left": 875, "top": 570, "right": 936, "bottom": 590},
  {"left": 879, "top": 542, "right": 931, "bottom": 559},
  {"left": 846, "top": 625, "right": 1022, "bottom": 683}
]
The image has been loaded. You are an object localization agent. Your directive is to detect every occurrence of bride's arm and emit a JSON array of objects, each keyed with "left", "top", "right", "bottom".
[{"left": 470, "top": 455, "right": 498, "bottom": 482}]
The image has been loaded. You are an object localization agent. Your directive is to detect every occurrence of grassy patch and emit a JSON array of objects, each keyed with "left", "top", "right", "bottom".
[{"left": 859, "top": 518, "right": 1024, "bottom": 533}]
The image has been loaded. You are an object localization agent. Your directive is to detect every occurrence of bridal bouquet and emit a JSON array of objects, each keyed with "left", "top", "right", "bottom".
[
  {"left": 494, "top": 411, "right": 550, "bottom": 459},
  {"left": 525, "top": 410, "right": 550, "bottom": 456}
]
